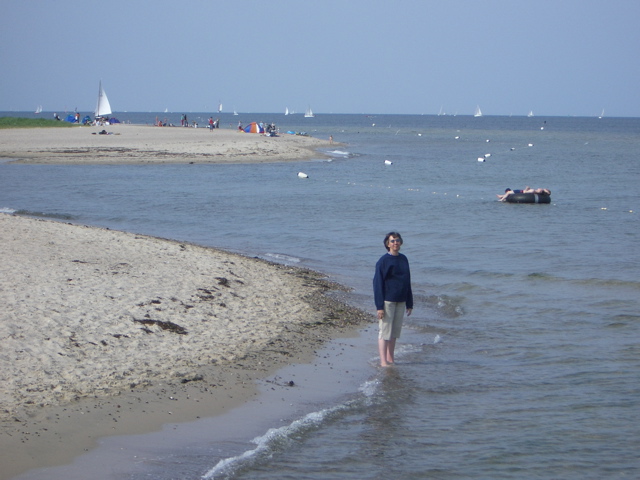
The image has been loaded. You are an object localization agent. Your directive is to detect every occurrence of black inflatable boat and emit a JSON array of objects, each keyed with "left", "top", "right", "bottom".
[{"left": 505, "top": 193, "right": 551, "bottom": 204}]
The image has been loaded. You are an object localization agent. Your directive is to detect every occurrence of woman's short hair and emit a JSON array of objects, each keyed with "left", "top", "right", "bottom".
[{"left": 384, "top": 231, "right": 403, "bottom": 251}]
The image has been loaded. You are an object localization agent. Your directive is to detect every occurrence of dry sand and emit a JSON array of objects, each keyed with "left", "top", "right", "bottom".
[
  {"left": 0, "top": 214, "right": 370, "bottom": 479},
  {"left": 0, "top": 123, "right": 332, "bottom": 164}
]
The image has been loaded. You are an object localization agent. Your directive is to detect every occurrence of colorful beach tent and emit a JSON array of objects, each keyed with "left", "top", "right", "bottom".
[
  {"left": 243, "top": 122, "right": 264, "bottom": 133},
  {"left": 64, "top": 114, "right": 76, "bottom": 123}
]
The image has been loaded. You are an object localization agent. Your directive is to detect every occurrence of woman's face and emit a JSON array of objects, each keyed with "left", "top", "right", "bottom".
[{"left": 387, "top": 236, "right": 402, "bottom": 254}]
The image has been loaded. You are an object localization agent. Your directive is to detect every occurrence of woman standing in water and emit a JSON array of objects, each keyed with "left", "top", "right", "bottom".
[{"left": 373, "top": 232, "right": 413, "bottom": 367}]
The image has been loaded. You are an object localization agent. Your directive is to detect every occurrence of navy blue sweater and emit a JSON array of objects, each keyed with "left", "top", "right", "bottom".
[{"left": 373, "top": 253, "right": 413, "bottom": 310}]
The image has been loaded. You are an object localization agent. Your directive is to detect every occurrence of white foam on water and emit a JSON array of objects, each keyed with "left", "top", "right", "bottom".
[
  {"left": 262, "top": 252, "right": 301, "bottom": 264},
  {"left": 201, "top": 399, "right": 356, "bottom": 479},
  {"left": 327, "top": 150, "right": 351, "bottom": 156}
]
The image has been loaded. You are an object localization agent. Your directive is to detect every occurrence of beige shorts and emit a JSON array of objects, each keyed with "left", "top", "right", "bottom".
[{"left": 379, "top": 301, "right": 406, "bottom": 340}]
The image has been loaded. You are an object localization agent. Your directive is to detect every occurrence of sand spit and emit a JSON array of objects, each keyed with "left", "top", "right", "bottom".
[{"left": 0, "top": 124, "right": 332, "bottom": 164}]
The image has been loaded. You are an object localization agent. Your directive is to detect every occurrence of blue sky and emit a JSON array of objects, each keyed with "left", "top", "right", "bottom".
[{"left": 2, "top": 0, "right": 639, "bottom": 117}]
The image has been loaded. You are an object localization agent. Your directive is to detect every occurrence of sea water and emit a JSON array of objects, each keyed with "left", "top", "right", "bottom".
[{"left": 2, "top": 113, "right": 639, "bottom": 479}]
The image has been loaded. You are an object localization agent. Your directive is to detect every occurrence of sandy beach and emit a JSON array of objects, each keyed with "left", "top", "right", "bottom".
[
  {"left": 0, "top": 123, "right": 332, "bottom": 164},
  {"left": 0, "top": 213, "right": 370, "bottom": 479}
]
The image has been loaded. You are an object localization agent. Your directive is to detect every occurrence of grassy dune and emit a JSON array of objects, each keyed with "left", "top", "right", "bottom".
[{"left": 0, "top": 117, "right": 75, "bottom": 129}]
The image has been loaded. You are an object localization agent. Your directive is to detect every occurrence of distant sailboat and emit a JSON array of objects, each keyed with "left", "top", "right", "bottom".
[
  {"left": 598, "top": 109, "right": 604, "bottom": 119},
  {"left": 233, "top": 108, "right": 238, "bottom": 116},
  {"left": 528, "top": 110, "right": 534, "bottom": 117},
  {"left": 94, "top": 81, "right": 112, "bottom": 117},
  {"left": 285, "top": 107, "right": 289, "bottom": 115},
  {"left": 218, "top": 101, "right": 223, "bottom": 113},
  {"left": 304, "top": 106, "right": 314, "bottom": 118},
  {"left": 474, "top": 105, "right": 482, "bottom": 117},
  {"left": 34, "top": 105, "right": 42, "bottom": 114}
]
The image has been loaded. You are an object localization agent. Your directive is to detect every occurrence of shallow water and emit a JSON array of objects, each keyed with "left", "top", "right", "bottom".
[{"left": 2, "top": 113, "right": 639, "bottom": 479}]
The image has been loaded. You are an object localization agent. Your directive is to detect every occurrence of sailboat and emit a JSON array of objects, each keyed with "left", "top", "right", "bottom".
[
  {"left": 285, "top": 107, "right": 289, "bottom": 116},
  {"left": 474, "top": 105, "right": 482, "bottom": 117},
  {"left": 304, "top": 106, "right": 314, "bottom": 118},
  {"left": 94, "top": 81, "right": 112, "bottom": 118},
  {"left": 34, "top": 105, "right": 42, "bottom": 114},
  {"left": 218, "top": 101, "right": 223, "bottom": 113},
  {"left": 527, "top": 110, "right": 534, "bottom": 117},
  {"left": 598, "top": 109, "right": 604, "bottom": 119}
]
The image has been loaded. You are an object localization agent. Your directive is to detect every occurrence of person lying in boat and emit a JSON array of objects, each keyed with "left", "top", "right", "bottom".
[
  {"left": 523, "top": 186, "right": 551, "bottom": 195},
  {"left": 497, "top": 187, "right": 551, "bottom": 201},
  {"left": 497, "top": 188, "right": 523, "bottom": 201}
]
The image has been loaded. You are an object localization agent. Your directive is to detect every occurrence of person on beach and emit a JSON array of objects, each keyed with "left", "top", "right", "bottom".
[{"left": 373, "top": 231, "right": 413, "bottom": 367}]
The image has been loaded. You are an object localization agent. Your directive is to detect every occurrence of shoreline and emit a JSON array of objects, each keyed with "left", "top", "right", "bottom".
[
  {"left": 0, "top": 214, "right": 372, "bottom": 479},
  {"left": 0, "top": 124, "right": 334, "bottom": 165}
]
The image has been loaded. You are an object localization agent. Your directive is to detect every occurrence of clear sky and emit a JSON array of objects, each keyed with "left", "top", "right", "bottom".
[{"left": 2, "top": 0, "right": 639, "bottom": 117}]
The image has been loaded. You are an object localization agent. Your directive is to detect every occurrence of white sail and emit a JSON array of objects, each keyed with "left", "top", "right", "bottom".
[
  {"left": 285, "top": 107, "right": 289, "bottom": 115},
  {"left": 527, "top": 110, "right": 534, "bottom": 117},
  {"left": 95, "top": 81, "right": 112, "bottom": 117},
  {"left": 35, "top": 105, "right": 42, "bottom": 114},
  {"left": 474, "top": 105, "right": 482, "bottom": 117},
  {"left": 218, "top": 101, "right": 222, "bottom": 113},
  {"left": 304, "top": 106, "right": 314, "bottom": 118}
]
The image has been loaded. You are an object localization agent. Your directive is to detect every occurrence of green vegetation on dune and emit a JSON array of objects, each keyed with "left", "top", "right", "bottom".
[{"left": 0, "top": 117, "right": 76, "bottom": 129}]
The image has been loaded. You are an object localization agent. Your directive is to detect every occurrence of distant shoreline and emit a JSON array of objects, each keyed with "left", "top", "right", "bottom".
[{"left": 0, "top": 123, "right": 334, "bottom": 165}]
